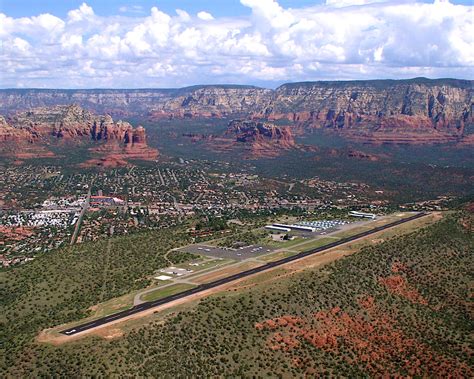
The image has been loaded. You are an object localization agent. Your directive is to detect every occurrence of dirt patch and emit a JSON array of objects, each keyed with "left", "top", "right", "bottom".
[
  {"left": 13, "top": 149, "right": 56, "bottom": 159},
  {"left": 379, "top": 275, "right": 428, "bottom": 305},
  {"left": 94, "top": 328, "right": 124, "bottom": 340},
  {"left": 458, "top": 209, "right": 473, "bottom": 232},
  {"left": 0, "top": 225, "right": 35, "bottom": 241},
  {"left": 256, "top": 297, "right": 472, "bottom": 377},
  {"left": 283, "top": 248, "right": 353, "bottom": 272},
  {"left": 255, "top": 315, "right": 303, "bottom": 331},
  {"left": 229, "top": 249, "right": 354, "bottom": 293},
  {"left": 465, "top": 202, "right": 474, "bottom": 214},
  {"left": 370, "top": 238, "right": 384, "bottom": 244}
]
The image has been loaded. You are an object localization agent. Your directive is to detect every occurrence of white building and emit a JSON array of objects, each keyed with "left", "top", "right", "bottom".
[{"left": 348, "top": 211, "right": 376, "bottom": 219}]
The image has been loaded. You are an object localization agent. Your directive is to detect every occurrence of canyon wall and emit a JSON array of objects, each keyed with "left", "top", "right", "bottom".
[
  {"left": 0, "top": 105, "right": 158, "bottom": 164},
  {"left": 0, "top": 85, "right": 270, "bottom": 118},
  {"left": 0, "top": 78, "right": 472, "bottom": 144}
]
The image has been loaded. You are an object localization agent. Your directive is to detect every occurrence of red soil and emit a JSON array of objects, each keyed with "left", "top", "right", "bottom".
[
  {"left": 390, "top": 261, "right": 408, "bottom": 273},
  {"left": 379, "top": 275, "right": 428, "bottom": 305},
  {"left": 255, "top": 297, "right": 472, "bottom": 377},
  {"left": 465, "top": 202, "right": 474, "bottom": 213},
  {"left": 0, "top": 225, "right": 35, "bottom": 241}
]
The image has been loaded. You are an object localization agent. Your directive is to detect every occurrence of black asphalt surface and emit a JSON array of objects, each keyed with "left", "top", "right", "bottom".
[{"left": 61, "top": 213, "right": 426, "bottom": 335}]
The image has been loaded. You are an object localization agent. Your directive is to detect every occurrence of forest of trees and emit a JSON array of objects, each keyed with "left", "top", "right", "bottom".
[{"left": 1, "top": 212, "right": 472, "bottom": 377}]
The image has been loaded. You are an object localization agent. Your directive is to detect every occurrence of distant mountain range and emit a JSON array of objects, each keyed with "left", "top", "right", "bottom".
[{"left": 0, "top": 78, "right": 472, "bottom": 149}]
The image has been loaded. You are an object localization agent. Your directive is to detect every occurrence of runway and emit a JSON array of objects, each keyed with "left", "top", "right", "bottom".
[{"left": 61, "top": 212, "right": 426, "bottom": 336}]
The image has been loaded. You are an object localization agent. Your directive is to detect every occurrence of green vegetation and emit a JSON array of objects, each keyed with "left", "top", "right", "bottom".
[
  {"left": 0, "top": 227, "right": 192, "bottom": 363},
  {"left": 1, "top": 212, "right": 472, "bottom": 377},
  {"left": 293, "top": 236, "right": 341, "bottom": 252},
  {"left": 195, "top": 217, "right": 228, "bottom": 232},
  {"left": 257, "top": 250, "right": 297, "bottom": 262},
  {"left": 140, "top": 283, "right": 196, "bottom": 302}
]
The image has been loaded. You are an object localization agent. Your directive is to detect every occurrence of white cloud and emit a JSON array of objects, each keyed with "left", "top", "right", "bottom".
[
  {"left": 176, "top": 9, "right": 191, "bottom": 22},
  {"left": 5, "top": 37, "right": 31, "bottom": 55},
  {"left": 197, "top": 11, "right": 214, "bottom": 21},
  {"left": 67, "top": 2, "right": 94, "bottom": 22},
  {"left": 325, "top": 0, "right": 388, "bottom": 7},
  {"left": 119, "top": 5, "right": 144, "bottom": 14},
  {"left": 0, "top": 1, "right": 472, "bottom": 88},
  {"left": 60, "top": 33, "right": 83, "bottom": 51}
]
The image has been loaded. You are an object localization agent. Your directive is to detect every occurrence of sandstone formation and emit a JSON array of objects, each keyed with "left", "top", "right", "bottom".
[
  {"left": 0, "top": 78, "right": 472, "bottom": 145},
  {"left": 150, "top": 85, "right": 271, "bottom": 118},
  {"left": 226, "top": 119, "right": 295, "bottom": 157},
  {"left": 0, "top": 115, "right": 32, "bottom": 143},
  {"left": 0, "top": 105, "right": 158, "bottom": 164},
  {"left": 262, "top": 79, "right": 472, "bottom": 144},
  {"left": 0, "top": 85, "right": 271, "bottom": 118},
  {"left": 346, "top": 150, "right": 386, "bottom": 161}
]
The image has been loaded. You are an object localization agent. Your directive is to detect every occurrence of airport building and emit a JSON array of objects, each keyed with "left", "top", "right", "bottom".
[
  {"left": 272, "top": 223, "right": 317, "bottom": 232},
  {"left": 265, "top": 225, "right": 292, "bottom": 232},
  {"left": 348, "top": 211, "right": 376, "bottom": 219}
]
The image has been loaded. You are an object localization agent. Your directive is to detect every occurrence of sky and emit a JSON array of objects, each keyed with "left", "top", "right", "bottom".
[{"left": 0, "top": 0, "right": 473, "bottom": 88}]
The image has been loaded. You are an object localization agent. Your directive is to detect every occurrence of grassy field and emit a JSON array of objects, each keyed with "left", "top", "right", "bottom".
[
  {"left": 264, "top": 236, "right": 308, "bottom": 248},
  {"left": 89, "top": 293, "right": 135, "bottom": 318},
  {"left": 293, "top": 236, "right": 342, "bottom": 252},
  {"left": 140, "top": 283, "right": 197, "bottom": 302},
  {"left": 257, "top": 250, "right": 298, "bottom": 262},
  {"left": 329, "top": 225, "right": 373, "bottom": 238},
  {"left": 192, "top": 261, "right": 263, "bottom": 284}
]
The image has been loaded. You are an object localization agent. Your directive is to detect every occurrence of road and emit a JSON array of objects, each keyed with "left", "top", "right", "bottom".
[
  {"left": 61, "top": 212, "right": 426, "bottom": 335},
  {"left": 70, "top": 183, "right": 92, "bottom": 245}
]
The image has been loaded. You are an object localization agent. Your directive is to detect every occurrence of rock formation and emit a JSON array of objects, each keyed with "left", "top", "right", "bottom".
[
  {"left": 226, "top": 119, "right": 295, "bottom": 157},
  {"left": 0, "top": 85, "right": 271, "bottom": 119},
  {"left": 262, "top": 79, "right": 472, "bottom": 144},
  {"left": 152, "top": 85, "right": 271, "bottom": 118},
  {"left": 0, "top": 78, "right": 472, "bottom": 145},
  {"left": 0, "top": 115, "right": 30, "bottom": 143},
  {"left": 0, "top": 105, "right": 158, "bottom": 165}
]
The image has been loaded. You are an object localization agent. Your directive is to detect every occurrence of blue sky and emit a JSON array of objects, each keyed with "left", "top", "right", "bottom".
[
  {"left": 1, "top": 0, "right": 471, "bottom": 18},
  {"left": 1, "top": 0, "right": 473, "bottom": 88}
]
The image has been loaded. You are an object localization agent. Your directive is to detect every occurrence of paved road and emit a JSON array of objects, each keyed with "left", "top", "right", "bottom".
[
  {"left": 61, "top": 212, "right": 426, "bottom": 336},
  {"left": 70, "top": 183, "right": 92, "bottom": 245}
]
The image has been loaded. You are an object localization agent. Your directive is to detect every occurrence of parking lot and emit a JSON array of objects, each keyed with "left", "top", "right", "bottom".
[{"left": 181, "top": 244, "right": 276, "bottom": 261}]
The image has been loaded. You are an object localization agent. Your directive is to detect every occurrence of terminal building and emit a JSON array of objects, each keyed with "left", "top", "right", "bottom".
[
  {"left": 265, "top": 225, "right": 292, "bottom": 232},
  {"left": 272, "top": 223, "right": 317, "bottom": 232},
  {"left": 348, "top": 211, "right": 376, "bottom": 219}
]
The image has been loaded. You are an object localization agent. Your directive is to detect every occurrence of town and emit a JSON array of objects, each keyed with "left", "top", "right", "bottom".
[{"left": 0, "top": 160, "right": 455, "bottom": 267}]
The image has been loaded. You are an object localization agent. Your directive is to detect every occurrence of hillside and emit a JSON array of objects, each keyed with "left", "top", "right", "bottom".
[
  {"left": 0, "top": 105, "right": 158, "bottom": 166},
  {"left": 1, "top": 212, "right": 472, "bottom": 377},
  {"left": 1, "top": 78, "right": 471, "bottom": 145}
]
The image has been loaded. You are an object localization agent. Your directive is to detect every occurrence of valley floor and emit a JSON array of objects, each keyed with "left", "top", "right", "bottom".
[{"left": 2, "top": 210, "right": 472, "bottom": 377}]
